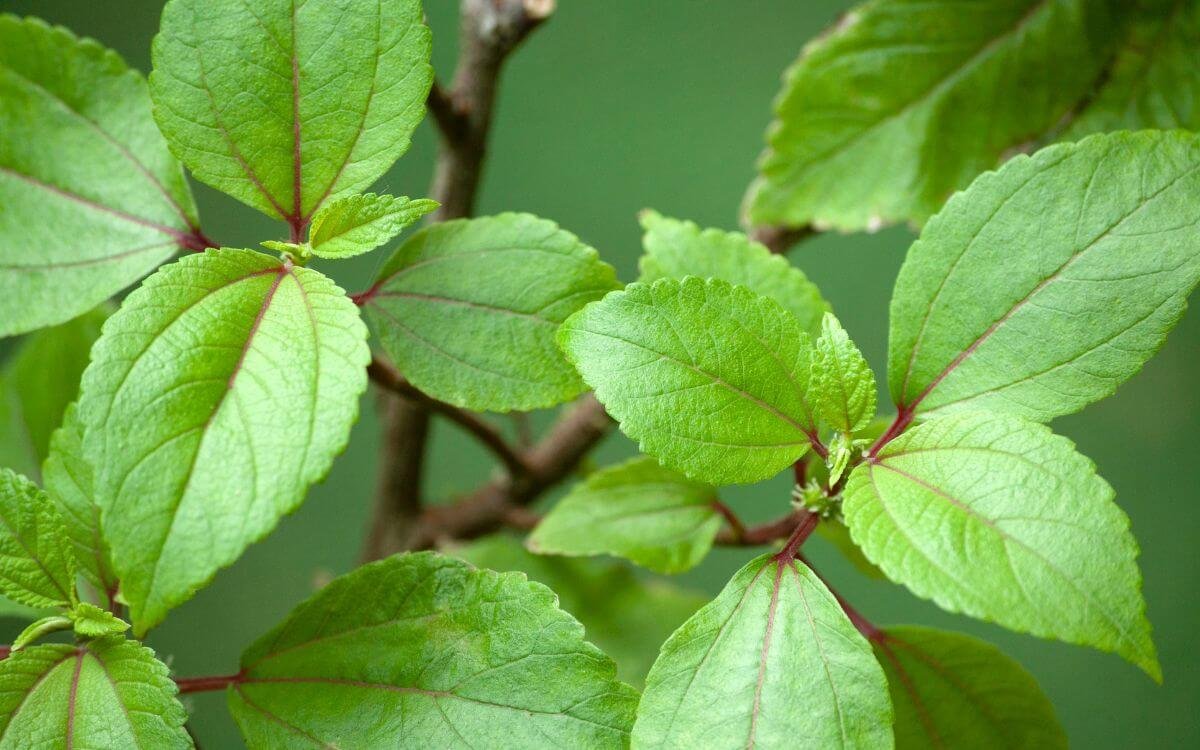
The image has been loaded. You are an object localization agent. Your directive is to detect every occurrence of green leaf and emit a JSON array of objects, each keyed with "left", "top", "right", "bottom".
[
  {"left": 11, "top": 614, "right": 73, "bottom": 651},
  {"left": 0, "top": 469, "right": 76, "bottom": 609},
  {"left": 453, "top": 534, "right": 706, "bottom": 686},
  {"left": 365, "top": 213, "right": 620, "bottom": 411},
  {"left": 43, "top": 404, "right": 117, "bottom": 595},
  {"left": 746, "top": 0, "right": 1122, "bottom": 231},
  {"left": 150, "top": 0, "right": 432, "bottom": 221},
  {"left": 843, "top": 411, "right": 1159, "bottom": 679},
  {"left": 813, "top": 312, "right": 877, "bottom": 433},
  {"left": 1066, "top": 1, "right": 1200, "bottom": 137},
  {"left": 68, "top": 602, "right": 129, "bottom": 639},
  {"left": 633, "top": 553, "right": 892, "bottom": 749},
  {"left": 528, "top": 456, "right": 721, "bottom": 574},
  {"left": 889, "top": 131, "right": 1200, "bottom": 421},
  {"left": 559, "top": 277, "right": 818, "bottom": 484},
  {"left": 0, "top": 640, "right": 191, "bottom": 748},
  {"left": 79, "top": 248, "right": 369, "bottom": 635},
  {"left": 230, "top": 551, "right": 638, "bottom": 748},
  {"left": 876, "top": 626, "right": 1066, "bottom": 749},
  {"left": 637, "top": 209, "right": 829, "bottom": 335},
  {"left": 308, "top": 193, "right": 437, "bottom": 259},
  {"left": 0, "top": 307, "right": 107, "bottom": 480},
  {"left": 0, "top": 16, "right": 199, "bottom": 337}
]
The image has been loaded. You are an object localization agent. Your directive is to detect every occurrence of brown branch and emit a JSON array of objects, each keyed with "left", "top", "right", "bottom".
[
  {"left": 749, "top": 224, "right": 816, "bottom": 255},
  {"left": 363, "top": 0, "right": 557, "bottom": 561},
  {"left": 367, "top": 357, "right": 533, "bottom": 478},
  {"left": 405, "top": 394, "right": 610, "bottom": 549},
  {"left": 715, "top": 509, "right": 806, "bottom": 546}
]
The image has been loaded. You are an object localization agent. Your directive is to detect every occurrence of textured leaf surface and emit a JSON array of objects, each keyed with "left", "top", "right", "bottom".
[
  {"left": 844, "top": 412, "right": 1159, "bottom": 678},
  {"left": 747, "top": 0, "right": 1120, "bottom": 231},
  {"left": 68, "top": 602, "right": 129, "bottom": 639},
  {"left": 150, "top": 0, "right": 431, "bottom": 221},
  {"left": 0, "top": 307, "right": 106, "bottom": 480},
  {"left": 0, "top": 16, "right": 198, "bottom": 337},
  {"left": 637, "top": 210, "right": 828, "bottom": 335},
  {"left": 79, "top": 249, "right": 369, "bottom": 634},
  {"left": 529, "top": 457, "right": 720, "bottom": 574},
  {"left": 366, "top": 213, "right": 620, "bottom": 411},
  {"left": 0, "top": 640, "right": 191, "bottom": 748},
  {"left": 560, "top": 277, "right": 818, "bottom": 484},
  {"left": 0, "top": 469, "right": 76, "bottom": 609},
  {"left": 633, "top": 553, "right": 892, "bottom": 749},
  {"left": 1067, "top": 0, "right": 1200, "bottom": 136},
  {"left": 876, "top": 626, "right": 1065, "bottom": 749},
  {"left": 308, "top": 192, "right": 437, "bottom": 259},
  {"left": 889, "top": 131, "right": 1200, "bottom": 421},
  {"left": 814, "top": 313, "right": 877, "bottom": 433},
  {"left": 453, "top": 535, "right": 706, "bottom": 686},
  {"left": 229, "top": 552, "right": 638, "bottom": 748},
  {"left": 43, "top": 404, "right": 116, "bottom": 595}
]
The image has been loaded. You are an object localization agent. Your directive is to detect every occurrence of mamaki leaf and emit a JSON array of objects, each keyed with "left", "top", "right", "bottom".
[{"left": 0, "top": 469, "right": 76, "bottom": 610}]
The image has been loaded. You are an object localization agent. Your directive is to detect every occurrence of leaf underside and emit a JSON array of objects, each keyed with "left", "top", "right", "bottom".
[
  {"left": 747, "top": 0, "right": 1122, "bottom": 231},
  {"left": 844, "top": 412, "right": 1159, "bottom": 678},
  {"left": 79, "top": 248, "right": 369, "bottom": 634},
  {"left": 0, "top": 16, "right": 197, "bottom": 337},
  {"left": 633, "top": 553, "right": 893, "bottom": 749}
]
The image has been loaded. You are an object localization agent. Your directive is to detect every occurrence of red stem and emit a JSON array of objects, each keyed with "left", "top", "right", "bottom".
[
  {"left": 773, "top": 511, "right": 818, "bottom": 562},
  {"left": 798, "top": 554, "right": 882, "bottom": 641},
  {"left": 175, "top": 673, "right": 243, "bottom": 694},
  {"left": 866, "top": 405, "right": 915, "bottom": 459},
  {"left": 711, "top": 500, "right": 747, "bottom": 543}
]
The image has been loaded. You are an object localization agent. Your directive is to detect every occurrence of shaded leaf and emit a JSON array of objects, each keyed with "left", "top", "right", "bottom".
[
  {"left": 875, "top": 626, "right": 1066, "bottom": 749},
  {"left": 365, "top": 213, "right": 620, "bottom": 411},
  {"left": 637, "top": 209, "right": 828, "bottom": 335},
  {"left": 844, "top": 411, "right": 1159, "bottom": 678},
  {"left": 229, "top": 552, "right": 638, "bottom": 748},
  {"left": 747, "top": 0, "right": 1122, "bottom": 231},
  {"left": 79, "top": 249, "right": 369, "bottom": 634},
  {"left": 529, "top": 456, "right": 721, "bottom": 574},
  {"left": 0, "top": 16, "right": 198, "bottom": 337}
]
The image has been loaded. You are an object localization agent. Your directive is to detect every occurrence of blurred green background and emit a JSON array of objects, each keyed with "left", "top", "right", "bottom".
[{"left": 2, "top": 0, "right": 1197, "bottom": 746}]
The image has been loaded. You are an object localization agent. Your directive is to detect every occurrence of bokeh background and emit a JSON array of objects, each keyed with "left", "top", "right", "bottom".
[{"left": 2, "top": 0, "right": 1197, "bottom": 746}]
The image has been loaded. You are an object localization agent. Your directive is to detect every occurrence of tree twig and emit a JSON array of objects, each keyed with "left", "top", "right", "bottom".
[
  {"left": 367, "top": 357, "right": 533, "bottom": 479},
  {"left": 363, "top": 0, "right": 557, "bottom": 561}
]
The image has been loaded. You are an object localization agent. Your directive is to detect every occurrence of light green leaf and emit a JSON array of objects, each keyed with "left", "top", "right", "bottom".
[
  {"left": 814, "top": 312, "right": 877, "bottom": 434},
  {"left": 11, "top": 615, "right": 72, "bottom": 651},
  {"left": 365, "top": 213, "right": 620, "bottom": 411},
  {"left": 453, "top": 534, "right": 707, "bottom": 686},
  {"left": 0, "top": 16, "right": 199, "bottom": 337},
  {"left": 746, "top": 0, "right": 1122, "bottom": 231},
  {"left": 1066, "top": 0, "right": 1200, "bottom": 137},
  {"left": 0, "top": 640, "right": 191, "bottom": 748},
  {"left": 889, "top": 131, "right": 1200, "bottom": 421},
  {"left": 633, "top": 553, "right": 892, "bottom": 749},
  {"left": 308, "top": 193, "right": 437, "bottom": 259},
  {"left": 559, "top": 277, "right": 818, "bottom": 485},
  {"left": 0, "top": 469, "right": 76, "bottom": 609},
  {"left": 844, "top": 411, "right": 1159, "bottom": 679},
  {"left": 637, "top": 209, "right": 829, "bottom": 335},
  {"left": 79, "top": 248, "right": 369, "bottom": 635},
  {"left": 528, "top": 456, "right": 721, "bottom": 574},
  {"left": 229, "top": 551, "right": 638, "bottom": 748},
  {"left": 43, "top": 404, "right": 117, "bottom": 595},
  {"left": 68, "top": 602, "right": 129, "bottom": 639},
  {"left": 0, "top": 307, "right": 107, "bottom": 480},
  {"left": 876, "top": 626, "right": 1066, "bottom": 750},
  {"left": 150, "top": 0, "right": 432, "bottom": 221}
]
